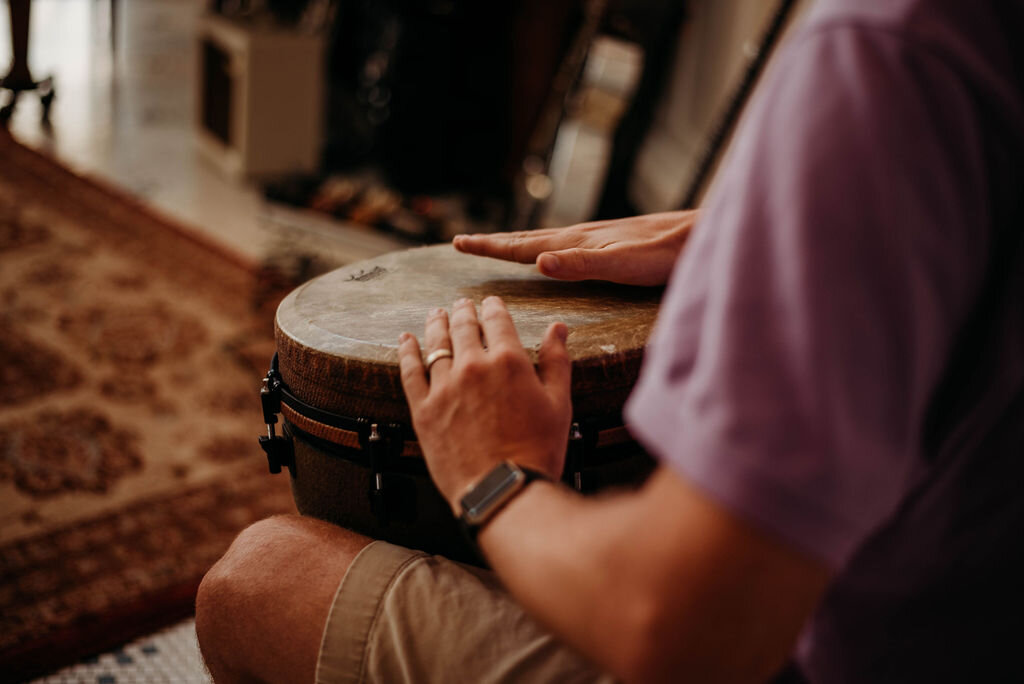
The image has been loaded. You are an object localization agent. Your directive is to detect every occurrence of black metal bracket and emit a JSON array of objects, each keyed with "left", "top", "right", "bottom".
[
  {"left": 566, "top": 421, "right": 598, "bottom": 492},
  {"left": 258, "top": 363, "right": 294, "bottom": 474},
  {"left": 358, "top": 420, "right": 406, "bottom": 527}
]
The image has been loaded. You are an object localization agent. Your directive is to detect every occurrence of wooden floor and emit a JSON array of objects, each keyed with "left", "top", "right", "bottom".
[{"left": 1, "top": 0, "right": 406, "bottom": 267}]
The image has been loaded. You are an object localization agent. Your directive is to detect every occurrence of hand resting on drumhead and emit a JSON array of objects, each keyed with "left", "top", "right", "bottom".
[
  {"left": 397, "top": 296, "right": 572, "bottom": 509},
  {"left": 453, "top": 210, "right": 698, "bottom": 286}
]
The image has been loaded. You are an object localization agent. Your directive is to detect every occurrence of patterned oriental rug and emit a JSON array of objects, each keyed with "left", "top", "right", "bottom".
[{"left": 0, "top": 133, "right": 297, "bottom": 682}]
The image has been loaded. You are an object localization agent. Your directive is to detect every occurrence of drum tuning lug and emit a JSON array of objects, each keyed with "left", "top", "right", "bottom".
[
  {"left": 367, "top": 423, "right": 390, "bottom": 525},
  {"left": 368, "top": 423, "right": 384, "bottom": 481},
  {"left": 568, "top": 422, "right": 585, "bottom": 492},
  {"left": 259, "top": 428, "right": 294, "bottom": 475},
  {"left": 258, "top": 372, "right": 292, "bottom": 474},
  {"left": 260, "top": 379, "right": 281, "bottom": 426}
]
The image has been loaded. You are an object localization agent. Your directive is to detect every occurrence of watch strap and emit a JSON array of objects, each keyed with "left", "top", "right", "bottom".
[{"left": 458, "top": 463, "right": 548, "bottom": 548}]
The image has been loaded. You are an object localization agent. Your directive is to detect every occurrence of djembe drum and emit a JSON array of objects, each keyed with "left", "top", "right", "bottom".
[{"left": 259, "top": 244, "right": 660, "bottom": 563}]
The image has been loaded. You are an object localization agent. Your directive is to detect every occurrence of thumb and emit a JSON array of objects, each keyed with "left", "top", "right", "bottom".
[
  {"left": 538, "top": 322, "right": 571, "bottom": 404},
  {"left": 537, "top": 248, "right": 609, "bottom": 281}
]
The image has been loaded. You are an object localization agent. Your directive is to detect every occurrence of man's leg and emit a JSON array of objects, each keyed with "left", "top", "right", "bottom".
[
  {"left": 195, "top": 515, "right": 372, "bottom": 684},
  {"left": 198, "top": 514, "right": 614, "bottom": 684}
]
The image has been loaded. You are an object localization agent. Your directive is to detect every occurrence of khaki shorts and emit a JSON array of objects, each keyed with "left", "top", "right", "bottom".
[{"left": 316, "top": 540, "right": 617, "bottom": 684}]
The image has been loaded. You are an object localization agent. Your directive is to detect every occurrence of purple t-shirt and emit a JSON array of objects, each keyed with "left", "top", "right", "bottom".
[{"left": 625, "top": 0, "right": 1024, "bottom": 681}]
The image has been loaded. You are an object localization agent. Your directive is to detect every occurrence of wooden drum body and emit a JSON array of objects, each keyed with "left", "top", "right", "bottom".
[{"left": 259, "top": 245, "right": 660, "bottom": 563}]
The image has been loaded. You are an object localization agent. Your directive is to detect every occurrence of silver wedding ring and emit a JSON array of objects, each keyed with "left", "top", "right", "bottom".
[{"left": 424, "top": 348, "right": 453, "bottom": 374}]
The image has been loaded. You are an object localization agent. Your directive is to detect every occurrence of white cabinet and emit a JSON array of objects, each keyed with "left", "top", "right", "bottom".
[{"left": 195, "top": 14, "right": 324, "bottom": 179}]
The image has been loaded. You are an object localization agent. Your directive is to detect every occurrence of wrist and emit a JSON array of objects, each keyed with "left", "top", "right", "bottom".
[
  {"left": 455, "top": 461, "right": 550, "bottom": 546},
  {"left": 474, "top": 477, "right": 553, "bottom": 549},
  {"left": 445, "top": 455, "right": 562, "bottom": 514}
]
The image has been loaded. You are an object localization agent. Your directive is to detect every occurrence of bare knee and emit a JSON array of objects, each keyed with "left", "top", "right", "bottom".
[
  {"left": 196, "top": 515, "right": 371, "bottom": 684},
  {"left": 195, "top": 564, "right": 247, "bottom": 683},
  {"left": 196, "top": 516, "right": 297, "bottom": 683}
]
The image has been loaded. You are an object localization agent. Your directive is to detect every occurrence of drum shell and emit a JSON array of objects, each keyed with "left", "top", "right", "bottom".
[
  {"left": 286, "top": 421, "right": 656, "bottom": 564},
  {"left": 287, "top": 428, "right": 473, "bottom": 561}
]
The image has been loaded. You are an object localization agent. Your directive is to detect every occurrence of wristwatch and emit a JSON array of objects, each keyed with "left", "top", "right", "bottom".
[{"left": 458, "top": 461, "right": 547, "bottom": 543}]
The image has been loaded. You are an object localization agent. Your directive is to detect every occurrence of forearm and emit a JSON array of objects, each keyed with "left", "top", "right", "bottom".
[
  {"left": 479, "top": 481, "right": 651, "bottom": 676},
  {"left": 477, "top": 470, "right": 831, "bottom": 684},
  {"left": 396, "top": 298, "right": 828, "bottom": 681}
]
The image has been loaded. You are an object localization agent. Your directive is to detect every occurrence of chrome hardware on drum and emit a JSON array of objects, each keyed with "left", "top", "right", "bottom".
[{"left": 259, "top": 244, "right": 659, "bottom": 564}]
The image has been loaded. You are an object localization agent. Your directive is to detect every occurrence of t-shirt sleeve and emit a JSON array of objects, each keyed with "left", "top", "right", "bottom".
[{"left": 625, "top": 24, "right": 991, "bottom": 568}]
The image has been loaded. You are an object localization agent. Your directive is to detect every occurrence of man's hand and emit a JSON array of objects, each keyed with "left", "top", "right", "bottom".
[
  {"left": 453, "top": 210, "right": 698, "bottom": 286},
  {"left": 397, "top": 296, "right": 572, "bottom": 510}
]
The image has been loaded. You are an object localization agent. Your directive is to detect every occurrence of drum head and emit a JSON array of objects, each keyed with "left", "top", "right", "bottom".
[{"left": 275, "top": 244, "right": 662, "bottom": 423}]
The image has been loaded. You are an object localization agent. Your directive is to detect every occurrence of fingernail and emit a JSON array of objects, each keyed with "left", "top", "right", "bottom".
[
  {"left": 431, "top": 307, "right": 445, "bottom": 317},
  {"left": 539, "top": 253, "right": 560, "bottom": 272},
  {"left": 556, "top": 323, "right": 568, "bottom": 342},
  {"left": 455, "top": 298, "right": 472, "bottom": 308},
  {"left": 398, "top": 332, "right": 412, "bottom": 343},
  {"left": 483, "top": 295, "right": 502, "bottom": 306}
]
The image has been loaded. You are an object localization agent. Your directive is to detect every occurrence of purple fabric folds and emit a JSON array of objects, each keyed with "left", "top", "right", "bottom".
[{"left": 626, "top": 0, "right": 1024, "bottom": 680}]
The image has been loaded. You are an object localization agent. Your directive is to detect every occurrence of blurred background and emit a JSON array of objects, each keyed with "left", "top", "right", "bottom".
[
  {"left": 2, "top": 0, "right": 804, "bottom": 277},
  {"left": 0, "top": 0, "right": 809, "bottom": 681}
]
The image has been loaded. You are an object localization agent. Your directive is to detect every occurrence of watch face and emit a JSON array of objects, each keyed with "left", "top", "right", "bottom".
[{"left": 461, "top": 462, "right": 525, "bottom": 524}]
